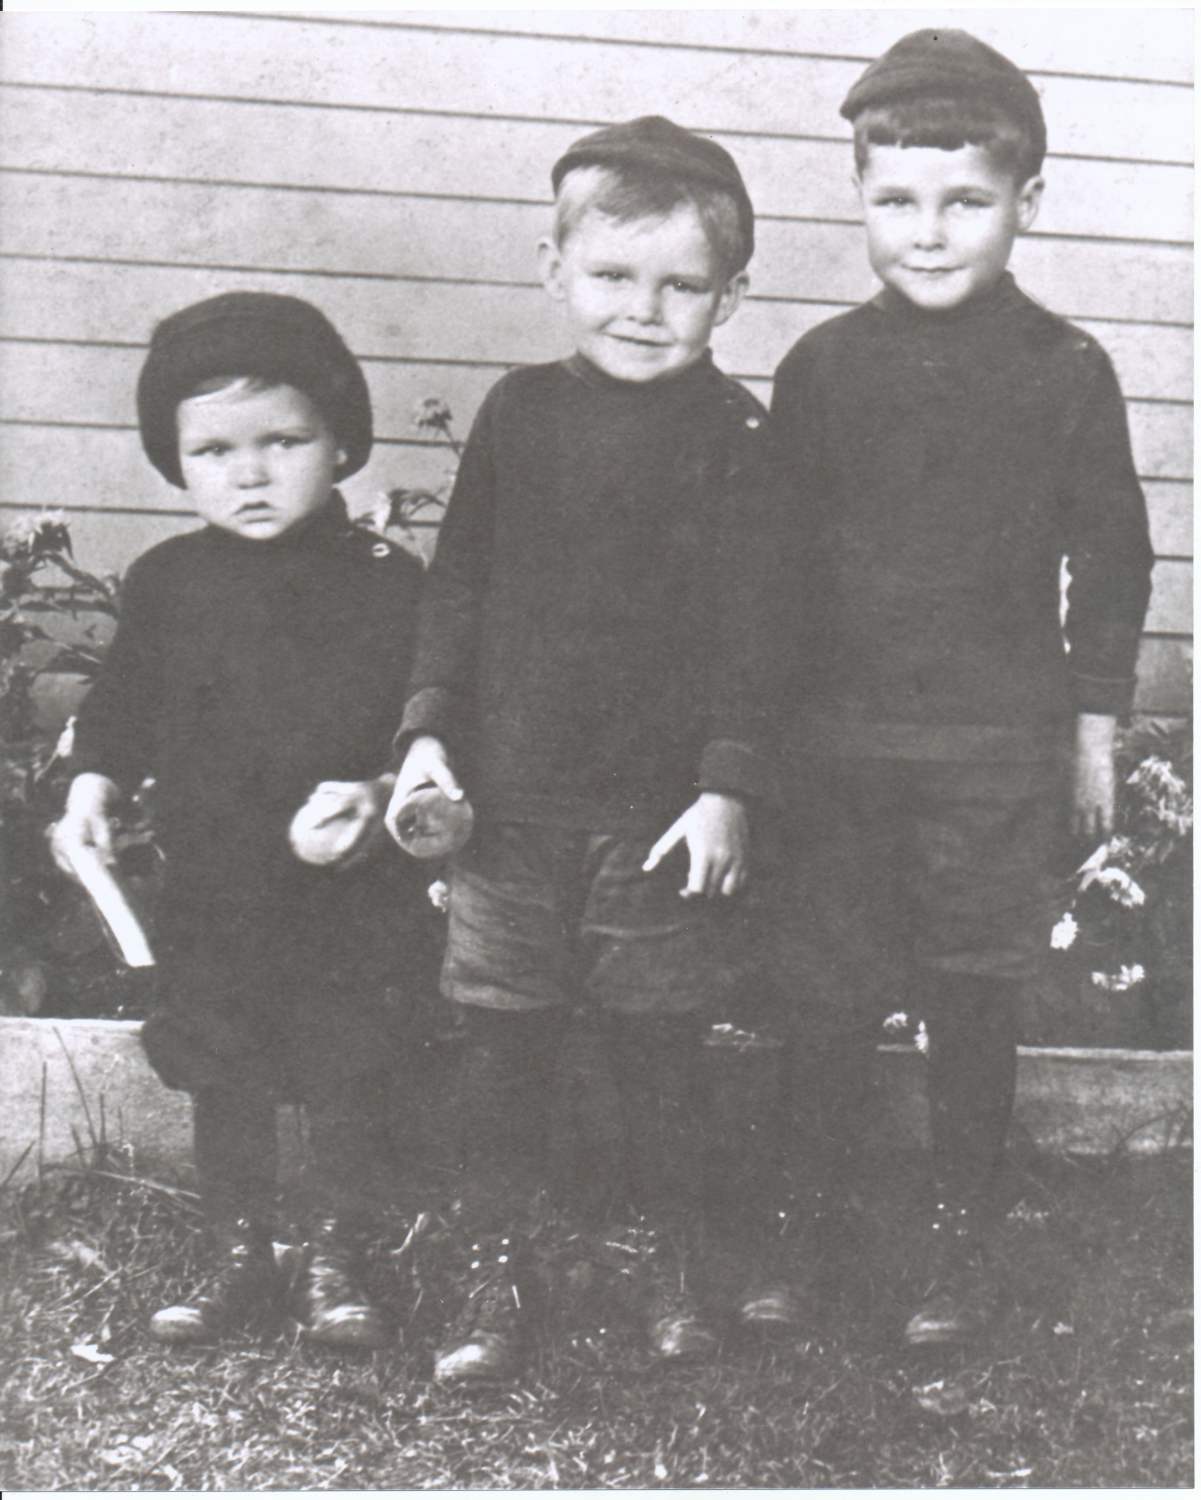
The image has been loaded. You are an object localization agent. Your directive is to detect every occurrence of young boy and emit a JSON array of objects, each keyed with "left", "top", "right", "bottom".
[
  {"left": 51, "top": 292, "right": 430, "bottom": 1348},
  {"left": 754, "top": 30, "right": 1154, "bottom": 1344},
  {"left": 387, "top": 116, "right": 789, "bottom": 1381}
]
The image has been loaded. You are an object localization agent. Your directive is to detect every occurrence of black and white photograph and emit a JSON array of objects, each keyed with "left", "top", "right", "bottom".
[{"left": 0, "top": 4, "right": 1192, "bottom": 1489}]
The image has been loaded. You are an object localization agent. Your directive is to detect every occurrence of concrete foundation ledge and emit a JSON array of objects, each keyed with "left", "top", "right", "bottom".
[{"left": 0, "top": 1018, "right": 1192, "bottom": 1186}]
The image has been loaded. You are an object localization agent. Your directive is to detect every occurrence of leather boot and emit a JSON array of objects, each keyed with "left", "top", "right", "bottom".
[
  {"left": 150, "top": 1216, "right": 279, "bottom": 1344},
  {"left": 294, "top": 1216, "right": 389, "bottom": 1349},
  {"left": 903, "top": 1197, "right": 1002, "bottom": 1346},
  {"left": 433, "top": 1232, "right": 530, "bottom": 1383},
  {"left": 609, "top": 1216, "right": 719, "bottom": 1360},
  {"left": 737, "top": 1186, "right": 854, "bottom": 1332}
]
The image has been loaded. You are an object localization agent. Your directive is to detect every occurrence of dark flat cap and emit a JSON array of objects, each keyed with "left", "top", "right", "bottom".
[
  {"left": 841, "top": 29, "right": 1046, "bottom": 170},
  {"left": 551, "top": 114, "right": 754, "bottom": 265},
  {"left": 137, "top": 292, "right": 373, "bottom": 488}
]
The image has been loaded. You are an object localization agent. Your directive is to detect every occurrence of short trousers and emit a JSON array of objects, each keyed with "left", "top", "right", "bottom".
[
  {"left": 442, "top": 819, "right": 754, "bottom": 1016},
  {"left": 759, "top": 757, "right": 1065, "bottom": 1037}
]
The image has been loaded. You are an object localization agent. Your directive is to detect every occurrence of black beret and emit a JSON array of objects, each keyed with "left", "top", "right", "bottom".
[
  {"left": 551, "top": 114, "right": 754, "bottom": 267},
  {"left": 840, "top": 29, "right": 1046, "bottom": 172},
  {"left": 137, "top": 292, "right": 373, "bottom": 488}
]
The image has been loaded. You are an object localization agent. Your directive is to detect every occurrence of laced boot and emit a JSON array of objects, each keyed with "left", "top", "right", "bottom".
[
  {"left": 609, "top": 1216, "right": 719, "bottom": 1360},
  {"left": 903, "top": 1197, "right": 1002, "bottom": 1347},
  {"left": 294, "top": 1217, "right": 389, "bottom": 1349},
  {"left": 150, "top": 1217, "right": 279, "bottom": 1344},
  {"left": 433, "top": 1232, "right": 530, "bottom": 1383},
  {"left": 737, "top": 1187, "right": 851, "bottom": 1332}
]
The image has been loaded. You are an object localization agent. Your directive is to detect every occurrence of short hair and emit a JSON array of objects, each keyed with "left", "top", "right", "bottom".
[
  {"left": 852, "top": 93, "right": 1045, "bottom": 183},
  {"left": 179, "top": 373, "right": 280, "bottom": 405},
  {"left": 553, "top": 163, "right": 750, "bottom": 278}
]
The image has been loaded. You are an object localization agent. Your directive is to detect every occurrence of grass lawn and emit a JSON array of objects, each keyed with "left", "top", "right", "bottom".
[{"left": 0, "top": 1130, "right": 1191, "bottom": 1491}]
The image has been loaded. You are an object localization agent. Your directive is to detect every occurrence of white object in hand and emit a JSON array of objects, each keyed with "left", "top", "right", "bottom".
[
  {"left": 288, "top": 785, "right": 372, "bottom": 867},
  {"left": 388, "top": 785, "right": 475, "bottom": 860},
  {"left": 58, "top": 841, "right": 154, "bottom": 968}
]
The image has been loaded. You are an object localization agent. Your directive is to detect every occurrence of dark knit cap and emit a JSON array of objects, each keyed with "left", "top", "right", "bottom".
[
  {"left": 137, "top": 292, "right": 373, "bottom": 488},
  {"left": 551, "top": 114, "right": 755, "bottom": 266},
  {"left": 840, "top": 29, "right": 1046, "bottom": 171}
]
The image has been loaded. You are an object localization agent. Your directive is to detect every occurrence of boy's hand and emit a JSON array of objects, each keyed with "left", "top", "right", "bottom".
[
  {"left": 1072, "top": 712, "right": 1118, "bottom": 841},
  {"left": 49, "top": 772, "right": 121, "bottom": 876},
  {"left": 643, "top": 792, "right": 750, "bottom": 899},
  {"left": 289, "top": 776, "right": 394, "bottom": 868},
  {"left": 385, "top": 736, "right": 464, "bottom": 838}
]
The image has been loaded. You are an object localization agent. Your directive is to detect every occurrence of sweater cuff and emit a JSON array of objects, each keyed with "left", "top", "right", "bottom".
[
  {"left": 391, "top": 686, "right": 458, "bottom": 766},
  {"left": 1071, "top": 672, "right": 1138, "bottom": 718},
  {"left": 698, "top": 738, "right": 781, "bottom": 804}
]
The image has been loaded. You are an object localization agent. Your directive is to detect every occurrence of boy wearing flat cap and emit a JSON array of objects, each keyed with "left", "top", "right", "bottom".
[
  {"left": 753, "top": 30, "right": 1154, "bottom": 1346},
  {"left": 388, "top": 115, "right": 790, "bottom": 1381},
  {"left": 52, "top": 292, "right": 433, "bottom": 1350}
]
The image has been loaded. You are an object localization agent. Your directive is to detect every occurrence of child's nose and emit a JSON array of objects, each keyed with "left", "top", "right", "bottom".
[
  {"left": 232, "top": 453, "right": 269, "bottom": 487},
  {"left": 912, "top": 210, "right": 946, "bottom": 249},
  {"left": 626, "top": 282, "right": 663, "bottom": 322}
]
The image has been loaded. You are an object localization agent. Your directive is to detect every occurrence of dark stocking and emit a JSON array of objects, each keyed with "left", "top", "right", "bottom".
[
  {"left": 455, "top": 1005, "right": 568, "bottom": 1229},
  {"left": 605, "top": 1014, "right": 706, "bottom": 1225},
  {"left": 305, "top": 1070, "right": 395, "bottom": 1223},
  {"left": 192, "top": 1086, "right": 277, "bottom": 1225},
  {"left": 924, "top": 975, "right": 1019, "bottom": 1218}
]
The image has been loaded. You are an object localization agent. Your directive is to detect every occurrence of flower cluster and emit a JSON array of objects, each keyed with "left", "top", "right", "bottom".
[
  {"left": 354, "top": 397, "right": 461, "bottom": 563},
  {"left": 1049, "top": 718, "right": 1192, "bottom": 1037}
]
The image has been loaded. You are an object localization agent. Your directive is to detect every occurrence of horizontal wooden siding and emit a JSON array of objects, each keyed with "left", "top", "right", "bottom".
[{"left": 0, "top": 8, "right": 1191, "bottom": 711}]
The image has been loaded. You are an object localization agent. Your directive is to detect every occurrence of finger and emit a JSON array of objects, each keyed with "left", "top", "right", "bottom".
[
  {"left": 720, "top": 864, "right": 744, "bottom": 898},
  {"left": 643, "top": 824, "right": 683, "bottom": 872},
  {"left": 428, "top": 761, "right": 465, "bottom": 801},
  {"left": 682, "top": 848, "right": 710, "bottom": 899}
]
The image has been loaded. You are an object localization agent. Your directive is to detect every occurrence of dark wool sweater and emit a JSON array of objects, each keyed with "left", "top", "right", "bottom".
[
  {"left": 70, "top": 497, "right": 431, "bottom": 1095},
  {"left": 398, "top": 353, "right": 791, "bottom": 831},
  {"left": 770, "top": 274, "right": 1154, "bottom": 761}
]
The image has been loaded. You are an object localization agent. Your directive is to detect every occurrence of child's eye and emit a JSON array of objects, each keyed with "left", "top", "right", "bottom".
[
  {"left": 669, "top": 279, "right": 708, "bottom": 295},
  {"left": 271, "top": 433, "right": 311, "bottom": 449},
  {"left": 591, "top": 268, "right": 625, "bottom": 282},
  {"left": 188, "top": 442, "right": 227, "bottom": 458}
]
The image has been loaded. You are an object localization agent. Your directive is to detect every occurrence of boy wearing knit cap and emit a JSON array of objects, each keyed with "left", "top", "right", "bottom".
[
  {"left": 51, "top": 292, "right": 432, "bottom": 1349},
  {"left": 387, "top": 115, "right": 789, "bottom": 1381},
  {"left": 754, "top": 30, "right": 1153, "bottom": 1345}
]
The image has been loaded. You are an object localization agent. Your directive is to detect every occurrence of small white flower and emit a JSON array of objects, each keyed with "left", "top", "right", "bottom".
[
  {"left": 1095, "top": 867, "right": 1146, "bottom": 908},
  {"left": 53, "top": 716, "right": 76, "bottom": 761},
  {"left": 427, "top": 879, "right": 450, "bottom": 913},
  {"left": 1050, "top": 912, "right": 1079, "bottom": 950},
  {"left": 882, "top": 1010, "right": 909, "bottom": 1032},
  {"left": 914, "top": 1020, "right": 930, "bottom": 1055},
  {"left": 1090, "top": 963, "right": 1146, "bottom": 992}
]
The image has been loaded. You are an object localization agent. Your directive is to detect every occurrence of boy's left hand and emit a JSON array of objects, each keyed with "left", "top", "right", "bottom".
[
  {"left": 288, "top": 775, "right": 395, "bottom": 868},
  {"left": 643, "top": 792, "right": 749, "bottom": 899},
  {"left": 1072, "top": 713, "right": 1118, "bottom": 842}
]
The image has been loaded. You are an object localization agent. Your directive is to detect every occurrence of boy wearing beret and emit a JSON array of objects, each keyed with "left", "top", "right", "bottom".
[
  {"left": 52, "top": 292, "right": 432, "bottom": 1348},
  {"left": 388, "top": 116, "right": 789, "bottom": 1381},
  {"left": 751, "top": 31, "right": 1154, "bottom": 1345}
]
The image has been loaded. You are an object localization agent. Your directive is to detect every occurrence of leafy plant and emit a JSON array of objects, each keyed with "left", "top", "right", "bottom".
[
  {"left": 1050, "top": 717, "right": 1193, "bottom": 1046},
  {"left": 355, "top": 398, "right": 460, "bottom": 559},
  {"left": 0, "top": 512, "right": 141, "bottom": 1017}
]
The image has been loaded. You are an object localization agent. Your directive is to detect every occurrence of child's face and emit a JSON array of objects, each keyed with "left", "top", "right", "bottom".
[
  {"left": 856, "top": 143, "right": 1042, "bottom": 313},
  {"left": 176, "top": 383, "right": 344, "bottom": 541},
  {"left": 538, "top": 205, "right": 747, "bottom": 383}
]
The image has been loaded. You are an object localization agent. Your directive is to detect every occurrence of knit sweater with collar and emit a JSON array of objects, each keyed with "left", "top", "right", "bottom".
[
  {"left": 398, "top": 352, "right": 792, "bottom": 831},
  {"left": 770, "top": 273, "right": 1154, "bottom": 762}
]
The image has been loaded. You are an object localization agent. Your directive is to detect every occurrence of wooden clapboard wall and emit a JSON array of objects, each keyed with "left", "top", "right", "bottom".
[{"left": 0, "top": 8, "right": 1191, "bottom": 713}]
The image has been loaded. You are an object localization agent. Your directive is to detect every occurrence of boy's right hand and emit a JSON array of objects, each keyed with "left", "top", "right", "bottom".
[
  {"left": 49, "top": 772, "right": 121, "bottom": 876},
  {"left": 384, "top": 736, "right": 464, "bottom": 841}
]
